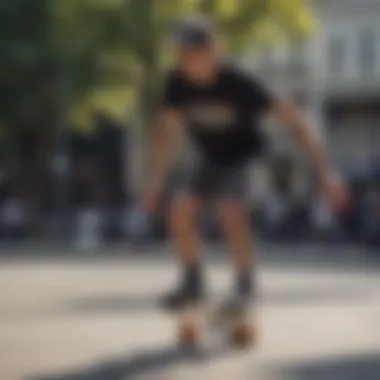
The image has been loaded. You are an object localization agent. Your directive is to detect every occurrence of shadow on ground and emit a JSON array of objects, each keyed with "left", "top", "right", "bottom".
[
  {"left": 274, "top": 353, "right": 380, "bottom": 380},
  {"left": 30, "top": 343, "right": 229, "bottom": 380},
  {"left": 64, "top": 285, "right": 375, "bottom": 315}
]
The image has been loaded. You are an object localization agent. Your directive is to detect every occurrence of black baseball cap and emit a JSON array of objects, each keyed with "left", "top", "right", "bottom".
[{"left": 172, "top": 17, "right": 213, "bottom": 47}]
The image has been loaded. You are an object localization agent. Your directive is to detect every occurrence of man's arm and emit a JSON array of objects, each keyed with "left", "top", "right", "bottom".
[
  {"left": 270, "top": 99, "right": 332, "bottom": 183},
  {"left": 269, "top": 99, "right": 349, "bottom": 209},
  {"left": 142, "top": 108, "right": 183, "bottom": 212}
]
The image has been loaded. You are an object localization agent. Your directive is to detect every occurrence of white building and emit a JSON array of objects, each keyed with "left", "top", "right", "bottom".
[
  {"left": 250, "top": 0, "right": 380, "bottom": 200},
  {"left": 310, "top": 0, "right": 380, "bottom": 181},
  {"left": 249, "top": 40, "right": 315, "bottom": 199}
]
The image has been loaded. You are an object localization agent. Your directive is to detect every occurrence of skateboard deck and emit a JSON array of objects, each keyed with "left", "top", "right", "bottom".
[{"left": 175, "top": 301, "right": 256, "bottom": 349}]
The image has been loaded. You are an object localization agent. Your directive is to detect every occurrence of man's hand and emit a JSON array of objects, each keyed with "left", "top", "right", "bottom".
[
  {"left": 320, "top": 172, "right": 351, "bottom": 213},
  {"left": 141, "top": 180, "right": 164, "bottom": 215}
]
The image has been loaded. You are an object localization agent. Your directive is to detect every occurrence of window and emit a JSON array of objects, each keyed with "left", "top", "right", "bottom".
[
  {"left": 289, "top": 44, "right": 306, "bottom": 63},
  {"left": 358, "top": 28, "right": 376, "bottom": 74},
  {"left": 327, "top": 35, "right": 346, "bottom": 76}
]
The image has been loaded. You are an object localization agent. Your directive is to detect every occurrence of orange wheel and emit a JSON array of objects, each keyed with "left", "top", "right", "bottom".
[
  {"left": 178, "top": 321, "right": 200, "bottom": 346},
  {"left": 230, "top": 323, "right": 256, "bottom": 349}
]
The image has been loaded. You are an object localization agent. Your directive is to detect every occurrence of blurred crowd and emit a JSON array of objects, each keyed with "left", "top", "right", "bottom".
[
  {"left": 258, "top": 180, "right": 380, "bottom": 248},
  {"left": 1, "top": 125, "right": 380, "bottom": 252},
  {"left": 0, "top": 114, "right": 128, "bottom": 246}
]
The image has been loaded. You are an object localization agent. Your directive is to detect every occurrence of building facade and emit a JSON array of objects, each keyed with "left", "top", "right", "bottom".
[
  {"left": 248, "top": 0, "right": 380, "bottom": 202},
  {"left": 311, "top": 0, "right": 380, "bottom": 181},
  {"left": 247, "top": 39, "right": 315, "bottom": 200}
]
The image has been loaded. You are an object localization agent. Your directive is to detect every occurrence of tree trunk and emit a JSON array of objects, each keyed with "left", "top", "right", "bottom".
[
  {"left": 27, "top": 122, "right": 54, "bottom": 236},
  {"left": 138, "top": 66, "right": 161, "bottom": 182},
  {"left": 24, "top": 79, "right": 58, "bottom": 237}
]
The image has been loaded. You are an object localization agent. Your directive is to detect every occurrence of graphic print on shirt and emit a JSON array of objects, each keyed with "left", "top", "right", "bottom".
[
  {"left": 185, "top": 101, "right": 237, "bottom": 131},
  {"left": 162, "top": 64, "right": 274, "bottom": 164}
]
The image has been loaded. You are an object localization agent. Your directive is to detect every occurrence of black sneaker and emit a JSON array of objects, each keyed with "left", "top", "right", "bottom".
[{"left": 160, "top": 286, "right": 204, "bottom": 312}]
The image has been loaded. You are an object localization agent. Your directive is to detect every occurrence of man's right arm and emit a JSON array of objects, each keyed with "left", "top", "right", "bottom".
[{"left": 142, "top": 108, "right": 183, "bottom": 213}]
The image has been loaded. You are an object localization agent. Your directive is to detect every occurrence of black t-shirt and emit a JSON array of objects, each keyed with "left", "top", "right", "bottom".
[{"left": 162, "top": 64, "right": 275, "bottom": 165}]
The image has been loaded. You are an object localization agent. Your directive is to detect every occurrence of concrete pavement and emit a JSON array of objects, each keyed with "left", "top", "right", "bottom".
[{"left": 0, "top": 246, "right": 379, "bottom": 380}]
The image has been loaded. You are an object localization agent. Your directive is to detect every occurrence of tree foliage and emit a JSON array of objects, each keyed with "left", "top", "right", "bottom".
[
  {"left": 0, "top": 0, "right": 316, "bottom": 230},
  {"left": 0, "top": 0, "right": 316, "bottom": 131}
]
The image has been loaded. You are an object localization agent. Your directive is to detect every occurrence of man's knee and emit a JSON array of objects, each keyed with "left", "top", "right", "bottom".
[
  {"left": 219, "top": 201, "right": 250, "bottom": 233},
  {"left": 169, "top": 195, "right": 199, "bottom": 235}
]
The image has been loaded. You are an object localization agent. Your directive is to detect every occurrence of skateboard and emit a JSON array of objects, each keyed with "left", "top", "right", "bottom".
[
  {"left": 175, "top": 301, "right": 256, "bottom": 349},
  {"left": 218, "top": 303, "right": 257, "bottom": 348}
]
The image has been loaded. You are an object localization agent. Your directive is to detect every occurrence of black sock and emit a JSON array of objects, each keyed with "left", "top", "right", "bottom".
[
  {"left": 183, "top": 264, "right": 202, "bottom": 294},
  {"left": 236, "top": 269, "right": 254, "bottom": 297}
]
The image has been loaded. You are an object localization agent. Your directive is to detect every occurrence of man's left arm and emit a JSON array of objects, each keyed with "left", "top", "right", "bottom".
[{"left": 269, "top": 99, "right": 350, "bottom": 210}]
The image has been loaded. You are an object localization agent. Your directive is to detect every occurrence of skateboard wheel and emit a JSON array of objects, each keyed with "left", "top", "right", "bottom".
[
  {"left": 178, "top": 322, "right": 199, "bottom": 346},
  {"left": 230, "top": 324, "right": 256, "bottom": 348}
]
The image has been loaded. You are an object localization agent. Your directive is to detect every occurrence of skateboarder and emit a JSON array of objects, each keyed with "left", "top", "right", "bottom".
[{"left": 141, "top": 18, "right": 349, "bottom": 319}]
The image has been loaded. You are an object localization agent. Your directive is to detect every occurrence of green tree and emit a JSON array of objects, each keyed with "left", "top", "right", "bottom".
[
  {"left": 0, "top": 0, "right": 315, "bottom": 232},
  {"left": 97, "top": 0, "right": 316, "bottom": 128},
  {"left": 0, "top": 0, "right": 139, "bottom": 228},
  {"left": 47, "top": 0, "right": 316, "bottom": 130},
  {"left": 1, "top": 0, "right": 316, "bottom": 132}
]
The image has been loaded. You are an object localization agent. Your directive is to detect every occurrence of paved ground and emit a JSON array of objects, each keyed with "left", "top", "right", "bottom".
[{"left": 1, "top": 245, "right": 380, "bottom": 380}]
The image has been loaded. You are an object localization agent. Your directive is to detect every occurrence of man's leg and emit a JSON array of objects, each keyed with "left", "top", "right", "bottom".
[
  {"left": 161, "top": 159, "right": 215, "bottom": 310},
  {"left": 219, "top": 199, "right": 254, "bottom": 300},
  {"left": 161, "top": 196, "right": 204, "bottom": 310},
  {"left": 162, "top": 194, "right": 203, "bottom": 310},
  {"left": 169, "top": 194, "right": 202, "bottom": 266},
  {"left": 218, "top": 165, "right": 255, "bottom": 303}
]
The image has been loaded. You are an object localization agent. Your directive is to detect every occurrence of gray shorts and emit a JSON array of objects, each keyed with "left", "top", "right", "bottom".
[{"left": 176, "top": 158, "right": 249, "bottom": 202}]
